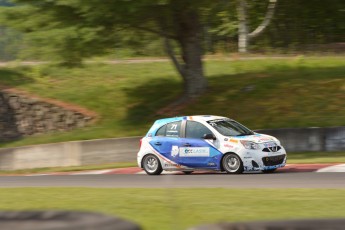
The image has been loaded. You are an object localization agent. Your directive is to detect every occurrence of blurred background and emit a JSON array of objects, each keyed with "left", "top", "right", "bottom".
[
  {"left": 0, "top": 1, "right": 344, "bottom": 230},
  {"left": 0, "top": 0, "right": 344, "bottom": 147},
  {"left": 0, "top": 0, "right": 344, "bottom": 60}
]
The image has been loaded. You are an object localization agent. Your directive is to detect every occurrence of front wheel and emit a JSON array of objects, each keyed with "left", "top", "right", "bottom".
[
  {"left": 222, "top": 153, "right": 244, "bottom": 174},
  {"left": 142, "top": 154, "right": 163, "bottom": 175}
]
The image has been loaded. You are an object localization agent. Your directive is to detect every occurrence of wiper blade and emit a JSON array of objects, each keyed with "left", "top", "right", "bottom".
[{"left": 237, "top": 132, "right": 253, "bottom": 136}]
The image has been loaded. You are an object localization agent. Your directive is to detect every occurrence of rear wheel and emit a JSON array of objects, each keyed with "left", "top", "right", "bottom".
[
  {"left": 222, "top": 153, "right": 244, "bottom": 174},
  {"left": 262, "top": 169, "right": 277, "bottom": 173},
  {"left": 143, "top": 154, "right": 163, "bottom": 175},
  {"left": 182, "top": 171, "right": 193, "bottom": 175}
]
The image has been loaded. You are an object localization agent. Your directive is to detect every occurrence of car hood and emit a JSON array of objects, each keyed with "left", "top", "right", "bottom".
[{"left": 232, "top": 133, "right": 276, "bottom": 143}]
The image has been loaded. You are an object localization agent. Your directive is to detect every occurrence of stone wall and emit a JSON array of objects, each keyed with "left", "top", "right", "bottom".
[
  {"left": 0, "top": 93, "right": 18, "bottom": 140},
  {"left": 0, "top": 88, "right": 96, "bottom": 141}
]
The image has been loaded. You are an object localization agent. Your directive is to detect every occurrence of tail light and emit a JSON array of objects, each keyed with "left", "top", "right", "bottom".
[{"left": 139, "top": 138, "right": 143, "bottom": 148}]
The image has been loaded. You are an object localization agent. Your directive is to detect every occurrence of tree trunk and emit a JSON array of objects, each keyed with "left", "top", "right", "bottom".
[
  {"left": 179, "top": 35, "right": 207, "bottom": 99},
  {"left": 172, "top": 3, "right": 207, "bottom": 100},
  {"left": 248, "top": 0, "right": 277, "bottom": 39},
  {"left": 157, "top": 3, "right": 207, "bottom": 115},
  {"left": 237, "top": 0, "right": 277, "bottom": 53},
  {"left": 237, "top": 0, "right": 249, "bottom": 53}
]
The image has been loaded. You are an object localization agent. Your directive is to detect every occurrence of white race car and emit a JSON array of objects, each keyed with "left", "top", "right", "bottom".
[{"left": 137, "top": 115, "right": 287, "bottom": 175}]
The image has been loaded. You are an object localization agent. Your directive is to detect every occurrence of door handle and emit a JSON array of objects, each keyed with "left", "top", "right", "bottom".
[
  {"left": 154, "top": 142, "right": 162, "bottom": 146},
  {"left": 183, "top": 143, "right": 191, "bottom": 147}
]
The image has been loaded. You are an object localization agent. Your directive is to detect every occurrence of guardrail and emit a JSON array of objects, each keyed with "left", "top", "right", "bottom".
[
  {"left": 0, "top": 126, "right": 344, "bottom": 171},
  {"left": 0, "top": 137, "right": 141, "bottom": 171},
  {"left": 256, "top": 126, "right": 345, "bottom": 152}
]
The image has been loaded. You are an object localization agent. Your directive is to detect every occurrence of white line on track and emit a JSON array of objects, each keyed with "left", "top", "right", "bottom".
[
  {"left": 25, "top": 174, "right": 51, "bottom": 177},
  {"left": 316, "top": 164, "right": 345, "bottom": 172},
  {"left": 136, "top": 171, "right": 179, "bottom": 175},
  {"left": 70, "top": 169, "right": 115, "bottom": 175}
]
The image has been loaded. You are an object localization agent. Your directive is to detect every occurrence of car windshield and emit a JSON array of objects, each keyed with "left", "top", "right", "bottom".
[{"left": 207, "top": 119, "right": 254, "bottom": 136}]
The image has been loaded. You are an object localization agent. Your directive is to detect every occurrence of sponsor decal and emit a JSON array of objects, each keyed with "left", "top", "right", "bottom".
[
  {"left": 229, "top": 139, "right": 239, "bottom": 143},
  {"left": 224, "top": 143, "right": 234, "bottom": 148},
  {"left": 207, "top": 162, "right": 216, "bottom": 166},
  {"left": 171, "top": 145, "right": 179, "bottom": 157},
  {"left": 260, "top": 137, "right": 273, "bottom": 142},
  {"left": 244, "top": 166, "right": 259, "bottom": 171},
  {"left": 164, "top": 163, "right": 181, "bottom": 167},
  {"left": 180, "top": 147, "right": 210, "bottom": 157},
  {"left": 263, "top": 165, "right": 281, "bottom": 170},
  {"left": 147, "top": 145, "right": 182, "bottom": 168}
]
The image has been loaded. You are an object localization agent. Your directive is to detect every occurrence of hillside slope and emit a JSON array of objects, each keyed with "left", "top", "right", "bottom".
[{"left": 0, "top": 56, "right": 344, "bottom": 147}]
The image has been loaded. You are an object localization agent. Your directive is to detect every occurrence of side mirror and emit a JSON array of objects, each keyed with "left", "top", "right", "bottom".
[{"left": 203, "top": 133, "right": 216, "bottom": 140}]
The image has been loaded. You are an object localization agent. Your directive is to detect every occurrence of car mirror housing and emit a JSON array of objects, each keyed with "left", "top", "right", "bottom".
[{"left": 203, "top": 133, "right": 216, "bottom": 140}]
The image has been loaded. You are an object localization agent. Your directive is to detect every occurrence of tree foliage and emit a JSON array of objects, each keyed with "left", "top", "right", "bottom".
[
  {"left": 206, "top": 0, "right": 345, "bottom": 53},
  {"left": 0, "top": 0, "right": 215, "bottom": 98},
  {"left": 0, "top": 0, "right": 344, "bottom": 98},
  {"left": 1, "top": 0, "right": 344, "bottom": 59}
]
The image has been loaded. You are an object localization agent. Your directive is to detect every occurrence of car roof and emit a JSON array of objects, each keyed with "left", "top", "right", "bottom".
[
  {"left": 155, "top": 115, "right": 229, "bottom": 123},
  {"left": 146, "top": 115, "right": 232, "bottom": 137}
]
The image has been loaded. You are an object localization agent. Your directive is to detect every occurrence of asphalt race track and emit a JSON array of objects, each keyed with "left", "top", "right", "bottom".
[{"left": 0, "top": 172, "right": 344, "bottom": 188}]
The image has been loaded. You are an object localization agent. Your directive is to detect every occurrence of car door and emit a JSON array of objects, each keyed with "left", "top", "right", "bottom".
[
  {"left": 149, "top": 121, "right": 183, "bottom": 166},
  {"left": 180, "top": 120, "right": 223, "bottom": 169}
]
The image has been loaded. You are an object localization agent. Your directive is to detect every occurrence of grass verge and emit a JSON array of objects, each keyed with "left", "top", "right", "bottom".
[
  {"left": 287, "top": 152, "right": 345, "bottom": 164},
  {"left": 0, "top": 188, "right": 344, "bottom": 230},
  {"left": 0, "top": 56, "right": 344, "bottom": 147}
]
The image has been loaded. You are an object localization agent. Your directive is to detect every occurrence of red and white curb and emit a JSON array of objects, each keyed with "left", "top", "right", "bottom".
[
  {"left": 279, "top": 163, "right": 339, "bottom": 172},
  {"left": 16, "top": 163, "right": 344, "bottom": 176},
  {"left": 316, "top": 164, "right": 345, "bottom": 172}
]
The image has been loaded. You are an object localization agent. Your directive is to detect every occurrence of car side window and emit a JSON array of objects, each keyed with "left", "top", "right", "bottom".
[
  {"left": 155, "top": 121, "right": 181, "bottom": 137},
  {"left": 186, "top": 121, "right": 213, "bottom": 139},
  {"left": 156, "top": 125, "right": 166, "bottom": 136}
]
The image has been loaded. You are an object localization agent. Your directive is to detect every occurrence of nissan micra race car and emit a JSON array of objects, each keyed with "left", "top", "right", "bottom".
[{"left": 137, "top": 115, "right": 287, "bottom": 175}]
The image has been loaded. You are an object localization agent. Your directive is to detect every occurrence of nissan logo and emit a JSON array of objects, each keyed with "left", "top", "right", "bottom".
[{"left": 269, "top": 146, "right": 278, "bottom": 152}]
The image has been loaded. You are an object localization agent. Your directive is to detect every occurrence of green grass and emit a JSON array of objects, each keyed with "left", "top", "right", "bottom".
[
  {"left": 0, "top": 188, "right": 345, "bottom": 230},
  {"left": 0, "top": 56, "right": 344, "bottom": 147},
  {"left": 287, "top": 152, "right": 345, "bottom": 164}
]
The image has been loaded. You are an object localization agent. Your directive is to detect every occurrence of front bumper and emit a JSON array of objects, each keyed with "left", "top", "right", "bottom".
[{"left": 240, "top": 146, "right": 287, "bottom": 171}]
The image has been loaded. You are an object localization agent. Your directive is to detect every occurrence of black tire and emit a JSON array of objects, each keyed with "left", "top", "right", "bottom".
[
  {"left": 222, "top": 153, "right": 244, "bottom": 174},
  {"left": 182, "top": 171, "right": 193, "bottom": 175},
  {"left": 262, "top": 169, "right": 277, "bottom": 173},
  {"left": 142, "top": 154, "right": 163, "bottom": 175}
]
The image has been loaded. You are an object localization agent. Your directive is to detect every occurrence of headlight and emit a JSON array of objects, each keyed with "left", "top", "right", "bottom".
[
  {"left": 273, "top": 138, "right": 281, "bottom": 145},
  {"left": 240, "top": 140, "right": 259, "bottom": 150}
]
